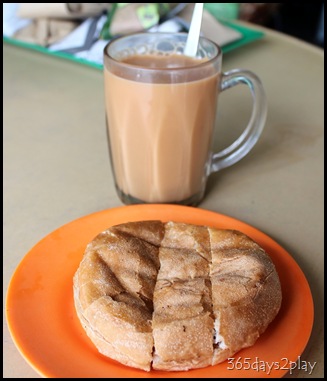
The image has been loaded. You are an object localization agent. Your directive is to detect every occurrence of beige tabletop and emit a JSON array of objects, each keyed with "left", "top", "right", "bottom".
[{"left": 3, "top": 23, "right": 324, "bottom": 378}]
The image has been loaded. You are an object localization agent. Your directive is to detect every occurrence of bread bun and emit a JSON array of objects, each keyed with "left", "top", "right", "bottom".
[{"left": 73, "top": 221, "right": 282, "bottom": 371}]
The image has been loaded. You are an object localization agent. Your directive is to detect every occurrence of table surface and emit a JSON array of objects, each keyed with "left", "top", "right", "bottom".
[{"left": 3, "top": 22, "right": 324, "bottom": 378}]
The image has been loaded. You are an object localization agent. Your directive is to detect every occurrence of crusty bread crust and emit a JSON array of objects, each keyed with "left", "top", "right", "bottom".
[{"left": 73, "top": 221, "right": 282, "bottom": 372}]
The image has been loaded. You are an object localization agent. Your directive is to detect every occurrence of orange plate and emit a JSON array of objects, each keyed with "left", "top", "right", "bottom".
[{"left": 6, "top": 205, "right": 314, "bottom": 378}]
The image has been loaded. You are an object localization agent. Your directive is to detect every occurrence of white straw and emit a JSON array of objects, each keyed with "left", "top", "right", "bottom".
[{"left": 183, "top": 3, "right": 204, "bottom": 57}]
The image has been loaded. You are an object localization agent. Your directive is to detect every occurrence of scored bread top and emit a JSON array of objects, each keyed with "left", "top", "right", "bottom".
[{"left": 73, "top": 221, "right": 282, "bottom": 372}]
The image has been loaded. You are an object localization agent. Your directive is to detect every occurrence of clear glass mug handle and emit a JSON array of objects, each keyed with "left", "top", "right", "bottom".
[{"left": 210, "top": 69, "right": 267, "bottom": 173}]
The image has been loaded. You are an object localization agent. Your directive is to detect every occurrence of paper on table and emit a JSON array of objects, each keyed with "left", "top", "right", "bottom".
[{"left": 48, "top": 15, "right": 107, "bottom": 54}]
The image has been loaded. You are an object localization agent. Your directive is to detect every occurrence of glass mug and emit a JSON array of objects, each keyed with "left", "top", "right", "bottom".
[{"left": 103, "top": 33, "right": 267, "bottom": 206}]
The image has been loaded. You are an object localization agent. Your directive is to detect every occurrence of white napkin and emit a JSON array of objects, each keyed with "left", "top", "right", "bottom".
[{"left": 3, "top": 3, "right": 31, "bottom": 37}]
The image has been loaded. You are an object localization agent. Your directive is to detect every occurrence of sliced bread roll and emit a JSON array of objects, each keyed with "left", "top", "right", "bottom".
[{"left": 73, "top": 221, "right": 282, "bottom": 372}]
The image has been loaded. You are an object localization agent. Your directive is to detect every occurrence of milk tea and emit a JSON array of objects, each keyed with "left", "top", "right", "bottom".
[{"left": 104, "top": 54, "right": 220, "bottom": 203}]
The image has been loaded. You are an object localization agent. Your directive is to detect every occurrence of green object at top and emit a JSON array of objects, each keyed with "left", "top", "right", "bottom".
[{"left": 204, "top": 3, "right": 240, "bottom": 20}]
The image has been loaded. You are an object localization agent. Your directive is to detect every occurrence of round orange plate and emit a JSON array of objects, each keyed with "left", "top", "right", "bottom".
[{"left": 6, "top": 205, "right": 314, "bottom": 378}]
